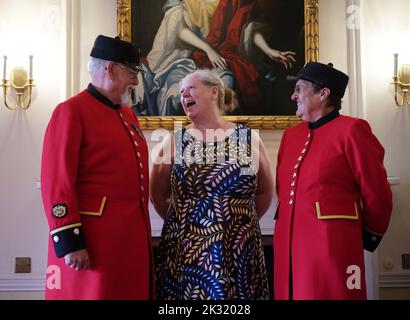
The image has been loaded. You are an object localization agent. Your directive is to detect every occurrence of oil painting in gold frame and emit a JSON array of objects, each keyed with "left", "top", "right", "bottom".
[{"left": 117, "top": 0, "right": 319, "bottom": 129}]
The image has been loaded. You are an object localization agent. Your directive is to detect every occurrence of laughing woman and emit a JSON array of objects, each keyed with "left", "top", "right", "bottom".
[{"left": 150, "top": 69, "right": 273, "bottom": 300}]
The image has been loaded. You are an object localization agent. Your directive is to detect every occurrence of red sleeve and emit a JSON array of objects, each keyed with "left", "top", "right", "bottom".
[
  {"left": 41, "top": 102, "right": 85, "bottom": 257},
  {"left": 344, "top": 119, "right": 392, "bottom": 248},
  {"left": 274, "top": 129, "right": 288, "bottom": 219}
]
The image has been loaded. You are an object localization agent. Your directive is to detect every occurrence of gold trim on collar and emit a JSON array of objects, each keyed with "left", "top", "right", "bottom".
[
  {"left": 315, "top": 202, "right": 360, "bottom": 220},
  {"left": 50, "top": 223, "right": 82, "bottom": 235},
  {"left": 79, "top": 196, "right": 107, "bottom": 216}
]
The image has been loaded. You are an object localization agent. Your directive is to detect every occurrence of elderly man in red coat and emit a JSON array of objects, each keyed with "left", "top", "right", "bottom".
[
  {"left": 274, "top": 62, "right": 392, "bottom": 300},
  {"left": 41, "top": 35, "right": 154, "bottom": 299}
]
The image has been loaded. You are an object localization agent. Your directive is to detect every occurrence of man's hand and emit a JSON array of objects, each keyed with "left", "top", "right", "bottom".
[{"left": 64, "top": 249, "right": 91, "bottom": 271}]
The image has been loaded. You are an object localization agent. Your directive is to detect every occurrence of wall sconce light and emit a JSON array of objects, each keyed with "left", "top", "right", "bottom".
[
  {"left": 392, "top": 53, "right": 410, "bottom": 107},
  {"left": 1, "top": 55, "right": 35, "bottom": 110}
]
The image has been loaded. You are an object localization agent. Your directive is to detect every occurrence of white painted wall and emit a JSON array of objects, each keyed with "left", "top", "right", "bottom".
[
  {"left": 0, "top": 0, "right": 67, "bottom": 292},
  {"left": 0, "top": 0, "right": 116, "bottom": 295},
  {"left": 77, "top": 0, "right": 117, "bottom": 91},
  {"left": 360, "top": 0, "right": 410, "bottom": 278}
]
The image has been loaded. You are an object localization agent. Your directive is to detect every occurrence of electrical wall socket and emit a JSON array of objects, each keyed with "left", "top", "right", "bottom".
[{"left": 15, "top": 257, "right": 31, "bottom": 273}]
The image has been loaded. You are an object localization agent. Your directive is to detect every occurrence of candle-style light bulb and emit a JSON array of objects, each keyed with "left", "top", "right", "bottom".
[
  {"left": 2, "top": 55, "right": 7, "bottom": 80},
  {"left": 29, "top": 55, "right": 33, "bottom": 79},
  {"left": 394, "top": 53, "right": 398, "bottom": 78}
]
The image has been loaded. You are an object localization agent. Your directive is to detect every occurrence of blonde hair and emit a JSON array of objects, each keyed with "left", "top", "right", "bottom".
[{"left": 186, "top": 69, "right": 238, "bottom": 114}]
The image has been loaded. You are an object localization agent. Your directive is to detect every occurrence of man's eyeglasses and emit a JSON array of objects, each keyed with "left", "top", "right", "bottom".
[{"left": 113, "top": 63, "right": 140, "bottom": 77}]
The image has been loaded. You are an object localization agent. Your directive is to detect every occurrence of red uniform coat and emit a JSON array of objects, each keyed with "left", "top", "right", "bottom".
[
  {"left": 274, "top": 115, "right": 392, "bottom": 300},
  {"left": 41, "top": 87, "right": 154, "bottom": 299}
]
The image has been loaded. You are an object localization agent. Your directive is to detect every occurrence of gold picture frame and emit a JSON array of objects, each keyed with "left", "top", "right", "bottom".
[{"left": 117, "top": 0, "right": 319, "bottom": 130}]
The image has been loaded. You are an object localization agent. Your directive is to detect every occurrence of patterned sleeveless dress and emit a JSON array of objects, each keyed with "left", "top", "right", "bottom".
[{"left": 156, "top": 124, "right": 269, "bottom": 300}]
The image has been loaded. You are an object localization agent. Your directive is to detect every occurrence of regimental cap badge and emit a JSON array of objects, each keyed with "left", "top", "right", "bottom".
[{"left": 52, "top": 204, "right": 68, "bottom": 218}]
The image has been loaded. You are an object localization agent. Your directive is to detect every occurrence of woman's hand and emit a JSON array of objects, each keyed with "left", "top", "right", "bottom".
[
  {"left": 253, "top": 32, "right": 297, "bottom": 69},
  {"left": 205, "top": 47, "right": 227, "bottom": 70},
  {"left": 265, "top": 48, "right": 296, "bottom": 70}
]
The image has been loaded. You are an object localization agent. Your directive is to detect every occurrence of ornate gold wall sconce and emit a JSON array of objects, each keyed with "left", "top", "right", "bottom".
[
  {"left": 392, "top": 53, "right": 410, "bottom": 107},
  {"left": 1, "top": 55, "right": 35, "bottom": 110}
]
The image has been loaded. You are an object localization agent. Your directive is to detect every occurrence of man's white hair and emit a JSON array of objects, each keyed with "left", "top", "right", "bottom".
[{"left": 88, "top": 57, "right": 108, "bottom": 75}]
